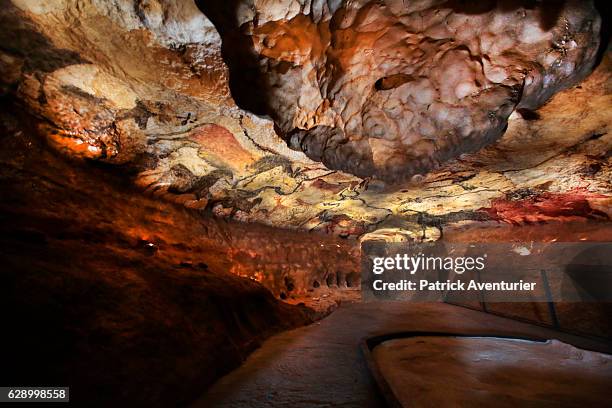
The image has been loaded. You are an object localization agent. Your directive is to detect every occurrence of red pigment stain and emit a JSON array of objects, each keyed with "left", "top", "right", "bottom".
[
  {"left": 190, "top": 124, "right": 254, "bottom": 168},
  {"left": 482, "top": 190, "right": 610, "bottom": 224},
  {"left": 310, "top": 178, "right": 345, "bottom": 193},
  {"left": 321, "top": 214, "right": 366, "bottom": 237}
]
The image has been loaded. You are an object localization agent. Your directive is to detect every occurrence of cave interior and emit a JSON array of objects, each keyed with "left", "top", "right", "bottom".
[{"left": 0, "top": 0, "right": 611, "bottom": 407}]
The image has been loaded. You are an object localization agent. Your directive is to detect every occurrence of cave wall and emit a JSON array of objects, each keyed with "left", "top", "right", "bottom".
[
  {"left": 0, "top": 102, "right": 357, "bottom": 406},
  {"left": 0, "top": 0, "right": 609, "bottom": 240}
]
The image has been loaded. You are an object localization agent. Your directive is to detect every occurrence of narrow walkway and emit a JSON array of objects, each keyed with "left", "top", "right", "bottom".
[{"left": 193, "top": 302, "right": 610, "bottom": 408}]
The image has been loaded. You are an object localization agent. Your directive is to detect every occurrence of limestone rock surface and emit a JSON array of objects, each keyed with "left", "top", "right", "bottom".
[
  {"left": 0, "top": 0, "right": 609, "bottom": 238},
  {"left": 200, "top": 0, "right": 602, "bottom": 180}
]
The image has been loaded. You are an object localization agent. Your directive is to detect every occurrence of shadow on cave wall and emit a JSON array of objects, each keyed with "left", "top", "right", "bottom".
[
  {"left": 593, "top": 0, "right": 611, "bottom": 64},
  {"left": 194, "top": 0, "right": 270, "bottom": 116},
  {"left": 0, "top": 0, "right": 89, "bottom": 97}
]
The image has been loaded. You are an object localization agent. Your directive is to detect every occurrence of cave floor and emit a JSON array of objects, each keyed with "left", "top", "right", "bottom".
[{"left": 194, "top": 302, "right": 611, "bottom": 408}]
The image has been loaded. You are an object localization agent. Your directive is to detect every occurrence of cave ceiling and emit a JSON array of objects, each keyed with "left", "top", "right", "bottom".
[{"left": 0, "top": 0, "right": 610, "bottom": 238}]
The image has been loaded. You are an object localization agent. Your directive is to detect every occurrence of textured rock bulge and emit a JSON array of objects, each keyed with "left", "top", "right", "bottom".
[{"left": 200, "top": 0, "right": 602, "bottom": 180}]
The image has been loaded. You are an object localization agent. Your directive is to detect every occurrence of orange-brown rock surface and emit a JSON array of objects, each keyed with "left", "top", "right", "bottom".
[
  {"left": 0, "top": 102, "right": 357, "bottom": 406},
  {"left": 201, "top": 0, "right": 602, "bottom": 180},
  {"left": 374, "top": 336, "right": 612, "bottom": 407}
]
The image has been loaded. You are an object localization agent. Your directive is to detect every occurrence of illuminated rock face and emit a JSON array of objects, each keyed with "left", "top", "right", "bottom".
[{"left": 201, "top": 0, "right": 601, "bottom": 180}]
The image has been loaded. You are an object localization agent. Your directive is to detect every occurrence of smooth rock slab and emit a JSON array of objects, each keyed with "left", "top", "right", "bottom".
[{"left": 373, "top": 336, "right": 612, "bottom": 407}]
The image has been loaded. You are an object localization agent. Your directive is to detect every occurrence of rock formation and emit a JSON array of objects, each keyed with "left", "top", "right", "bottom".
[
  {"left": 200, "top": 0, "right": 602, "bottom": 180},
  {"left": 0, "top": 0, "right": 608, "bottom": 238}
]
